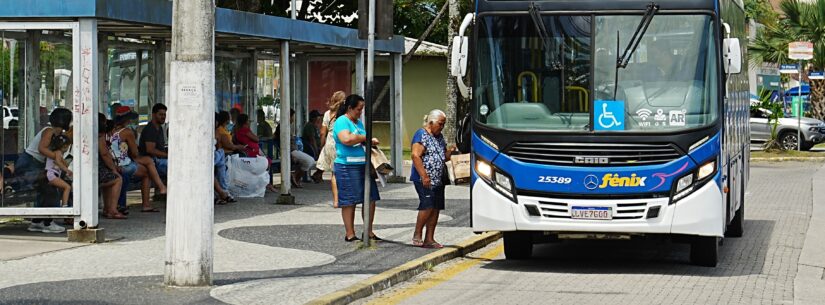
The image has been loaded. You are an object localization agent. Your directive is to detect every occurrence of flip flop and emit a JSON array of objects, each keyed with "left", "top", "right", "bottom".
[
  {"left": 141, "top": 207, "right": 160, "bottom": 213},
  {"left": 345, "top": 235, "right": 361, "bottom": 242},
  {"left": 369, "top": 235, "right": 383, "bottom": 241},
  {"left": 103, "top": 213, "right": 127, "bottom": 219},
  {"left": 412, "top": 238, "right": 424, "bottom": 247},
  {"left": 422, "top": 242, "right": 444, "bottom": 249}
]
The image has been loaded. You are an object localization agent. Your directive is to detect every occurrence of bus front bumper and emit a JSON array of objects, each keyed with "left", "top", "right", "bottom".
[{"left": 471, "top": 180, "right": 724, "bottom": 237}]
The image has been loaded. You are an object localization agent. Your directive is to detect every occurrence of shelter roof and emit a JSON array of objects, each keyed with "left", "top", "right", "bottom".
[{"left": 0, "top": 0, "right": 404, "bottom": 54}]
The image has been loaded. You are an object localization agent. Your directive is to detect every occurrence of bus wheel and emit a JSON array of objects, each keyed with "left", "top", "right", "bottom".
[
  {"left": 690, "top": 236, "right": 718, "bottom": 267},
  {"left": 503, "top": 232, "right": 533, "bottom": 260},
  {"left": 726, "top": 201, "right": 744, "bottom": 238}
]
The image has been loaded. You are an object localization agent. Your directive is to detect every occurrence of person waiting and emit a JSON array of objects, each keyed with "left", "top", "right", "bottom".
[
  {"left": 275, "top": 109, "right": 318, "bottom": 188},
  {"left": 138, "top": 103, "right": 168, "bottom": 177},
  {"left": 109, "top": 106, "right": 167, "bottom": 213}
]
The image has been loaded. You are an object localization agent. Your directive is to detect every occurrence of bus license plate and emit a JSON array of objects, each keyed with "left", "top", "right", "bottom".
[{"left": 571, "top": 206, "right": 612, "bottom": 220}]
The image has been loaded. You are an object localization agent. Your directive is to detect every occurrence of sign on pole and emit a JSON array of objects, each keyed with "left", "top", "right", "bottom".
[
  {"left": 810, "top": 71, "right": 825, "bottom": 80},
  {"left": 789, "top": 41, "right": 814, "bottom": 60},
  {"left": 780, "top": 64, "right": 799, "bottom": 74}
]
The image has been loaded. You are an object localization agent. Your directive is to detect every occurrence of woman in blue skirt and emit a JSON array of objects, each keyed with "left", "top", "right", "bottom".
[{"left": 333, "top": 94, "right": 381, "bottom": 242}]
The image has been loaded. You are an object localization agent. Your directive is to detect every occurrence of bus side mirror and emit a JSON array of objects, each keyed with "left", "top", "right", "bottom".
[
  {"left": 723, "top": 37, "right": 742, "bottom": 74},
  {"left": 451, "top": 13, "right": 474, "bottom": 99}
]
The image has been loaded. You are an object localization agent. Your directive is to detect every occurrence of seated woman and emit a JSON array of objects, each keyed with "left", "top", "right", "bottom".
[
  {"left": 98, "top": 113, "right": 125, "bottom": 219},
  {"left": 233, "top": 113, "right": 278, "bottom": 193},
  {"left": 216, "top": 111, "right": 245, "bottom": 200},
  {"left": 109, "top": 106, "right": 167, "bottom": 213}
]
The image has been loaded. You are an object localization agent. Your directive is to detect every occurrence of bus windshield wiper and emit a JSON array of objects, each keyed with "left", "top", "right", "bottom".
[
  {"left": 528, "top": 2, "right": 562, "bottom": 69},
  {"left": 612, "top": 2, "right": 659, "bottom": 100},
  {"left": 617, "top": 2, "right": 659, "bottom": 68}
]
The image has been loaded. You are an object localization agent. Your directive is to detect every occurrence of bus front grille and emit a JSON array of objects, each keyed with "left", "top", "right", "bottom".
[
  {"left": 537, "top": 201, "right": 649, "bottom": 220},
  {"left": 506, "top": 142, "right": 683, "bottom": 166}
]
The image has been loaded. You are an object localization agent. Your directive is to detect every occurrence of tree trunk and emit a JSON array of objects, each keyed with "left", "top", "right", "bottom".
[
  {"left": 443, "top": 0, "right": 459, "bottom": 146},
  {"left": 372, "top": 0, "right": 450, "bottom": 111},
  {"left": 810, "top": 79, "right": 825, "bottom": 121}
]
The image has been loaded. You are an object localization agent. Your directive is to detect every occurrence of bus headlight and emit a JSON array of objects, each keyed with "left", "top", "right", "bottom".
[
  {"left": 475, "top": 156, "right": 516, "bottom": 202},
  {"left": 476, "top": 159, "right": 493, "bottom": 180},
  {"left": 697, "top": 160, "right": 716, "bottom": 180},
  {"left": 671, "top": 158, "right": 717, "bottom": 203},
  {"left": 495, "top": 173, "right": 513, "bottom": 193},
  {"left": 675, "top": 174, "right": 694, "bottom": 194}
]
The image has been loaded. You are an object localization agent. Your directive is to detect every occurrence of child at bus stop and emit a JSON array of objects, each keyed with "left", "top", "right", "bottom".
[{"left": 45, "top": 134, "right": 72, "bottom": 207}]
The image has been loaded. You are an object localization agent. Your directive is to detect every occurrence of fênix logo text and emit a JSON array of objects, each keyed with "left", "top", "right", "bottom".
[{"left": 598, "top": 173, "right": 646, "bottom": 188}]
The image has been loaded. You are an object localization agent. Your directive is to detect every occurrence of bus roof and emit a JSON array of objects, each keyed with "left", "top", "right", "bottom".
[{"left": 478, "top": 0, "right": 719, "bottom": 13}]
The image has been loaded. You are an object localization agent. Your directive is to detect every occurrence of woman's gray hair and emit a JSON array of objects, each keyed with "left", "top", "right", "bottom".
[{"left": 423, "top": 109, "right": 446, "bottom": 127}]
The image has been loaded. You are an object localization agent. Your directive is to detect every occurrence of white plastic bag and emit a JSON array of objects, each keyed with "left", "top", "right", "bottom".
[{"left": 227, "top": 155, "right": 269, "bottom": 198}]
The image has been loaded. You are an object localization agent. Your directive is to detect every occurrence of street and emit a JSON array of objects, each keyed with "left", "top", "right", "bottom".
[{"left": 360, "top": 161, "right": 824, "bottom": 305}]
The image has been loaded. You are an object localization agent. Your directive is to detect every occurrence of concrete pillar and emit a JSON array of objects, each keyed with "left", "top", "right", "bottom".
[
  {"left": 277, "top": 41, "right": 294, "bottom": 204},
  {"left": 249, "top": 51, "right": 258, "bottom": 130},
  {"left": 98, "top": 38, "right": 109, "bottom": 115},
  {"left": 355, "top": 51, "right": 365, "bottom": 97},
  {"left": 21, "top": 30, "right": 40, "bottom": 149},
  {"left": 165, "top": 0, "right": 215, "bottom": 287},
  {"left": 71, "top": 19, "right": 101, "bottom": 234},
  {"left": 155, "top": 41, "right": 166, "bottom": 105},
  {"left": 388, "top": 53, "right": 405, "bottom": 183},
  {"left": 294, "top": 55, "right": 306, "bottom": 131},
  {"left": 135, "top": 50, "right": 142, "bottom": 110}
]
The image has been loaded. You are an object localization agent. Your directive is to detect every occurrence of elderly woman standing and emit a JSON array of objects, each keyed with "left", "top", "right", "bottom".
[
  {"left": 411, "top": 109, "right": 456, "bottom": 248},
  {"left": 333, "top": 94, "right": 381, "bottom": 242}
]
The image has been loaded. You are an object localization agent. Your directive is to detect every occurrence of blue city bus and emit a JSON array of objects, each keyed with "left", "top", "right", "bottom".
[{"left": 451, "top": 0, "right": 749, "bottom": 266}]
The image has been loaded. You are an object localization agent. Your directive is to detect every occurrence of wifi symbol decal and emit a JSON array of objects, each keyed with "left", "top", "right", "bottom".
[{"left": 636, "top": 109, "right": 652, "bottom": 121}]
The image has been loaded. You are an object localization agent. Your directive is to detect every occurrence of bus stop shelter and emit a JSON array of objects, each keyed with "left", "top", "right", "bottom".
[{"left": 0, "top": 0, "right": 406, "bottom": 240}]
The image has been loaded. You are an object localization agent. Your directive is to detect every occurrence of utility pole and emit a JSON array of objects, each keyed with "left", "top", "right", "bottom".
[
  {"left": 165, "top": 0, "right": 215, "bottom": 287},
  {"left": 443, "top": 0, "right": 459, "bottom": 145},
  {"left": 362, "top": 0, "right": 376, "bottom": 246}
]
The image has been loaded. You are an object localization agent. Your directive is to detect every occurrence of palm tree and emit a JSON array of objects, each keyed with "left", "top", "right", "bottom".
[{"left": 749, "top": 0, "right": 825, "bottom": 120}]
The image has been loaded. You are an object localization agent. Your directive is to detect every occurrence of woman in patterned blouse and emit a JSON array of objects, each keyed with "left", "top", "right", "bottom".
[{"left": 410, "top": 109, "right": 456, "bottom": 248}]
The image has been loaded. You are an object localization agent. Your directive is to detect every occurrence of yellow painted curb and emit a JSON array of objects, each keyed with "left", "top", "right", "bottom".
[{"left": 305, "top": 231, "right": 502, "bottom": 305}]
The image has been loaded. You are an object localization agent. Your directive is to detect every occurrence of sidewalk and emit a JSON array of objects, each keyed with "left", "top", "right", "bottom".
[{"left": 0, "top": 177, "right": 477, "bottom": 305}]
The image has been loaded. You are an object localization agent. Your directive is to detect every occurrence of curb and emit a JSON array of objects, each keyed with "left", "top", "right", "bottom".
[
  {"left": 794, "top": 163, "right": 825, "bottom": 305},
  {"left": 750, "top": 157, "right": 825, "bottom": 162},
  {"left": 305, "top": 231, "right": 502, "bottom": 305}
]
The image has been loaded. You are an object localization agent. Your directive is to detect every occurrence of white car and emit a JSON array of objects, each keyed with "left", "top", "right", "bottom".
[{"left": 3, "top": 106, "right": 17, "bottom": 129}]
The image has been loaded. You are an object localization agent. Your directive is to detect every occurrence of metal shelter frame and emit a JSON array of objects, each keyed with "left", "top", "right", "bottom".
[{"left": 0, "top": 0, "right": 406, "bottom": 238}]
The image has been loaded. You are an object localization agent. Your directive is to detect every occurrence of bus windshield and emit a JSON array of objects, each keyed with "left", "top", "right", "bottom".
[{"left": 475, "top": 14, "right": 718, "bottom": 132}]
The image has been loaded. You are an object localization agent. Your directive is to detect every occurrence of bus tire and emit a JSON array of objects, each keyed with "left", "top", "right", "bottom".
[
  {"left": 690, "top": 236, "right": 718, "bottom": 267},
  {"left": 503, "top": 232, "right": 533, "bottom": 260},
  {"left": 726, "top": 199, "right": 744, "bottom": 238}
]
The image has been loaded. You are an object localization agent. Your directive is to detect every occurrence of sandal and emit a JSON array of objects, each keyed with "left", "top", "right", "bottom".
[
  {"left": 141, "top": 207, "right": 160, "bottom": 213},
  {"left": 345, "top": 235, "right": 361, "bottom": 242},
  {"left": 117, "top": 207, "right": 130, "bottom": 215},
  {"left": 103, "top": 212, "right": 127, "bottom": 219},
  {"left": 422, "top": 241, "right": 444, "bottom": 249},
  {"left": 225, "top": 196, "right": 237, "bottom": 203},
  {"left": 215, "top": 197, "right": 228, "bottom": 205},
  {"left": 369, "top": 235, "right": 383, "bottom": 241},
  {"left": 412, "top": 238, "right": 424, "bottom": 247}
]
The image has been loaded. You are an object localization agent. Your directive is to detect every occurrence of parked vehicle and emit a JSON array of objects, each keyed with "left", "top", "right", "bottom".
[
  {"left": 750, "top": 107, "right": 825, "bottom": 151},
  {"left": 3, "top": 106, "right": 17, "bottom": 129}
]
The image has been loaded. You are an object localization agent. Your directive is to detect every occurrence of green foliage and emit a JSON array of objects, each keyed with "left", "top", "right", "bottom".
[
  {"left": 745, "top": 0, "right": 779, "bottom": 26},
  {"left": 258, "top": 95, "right": 275, "bottom": 107},
  {"left": 751, "top": 88, "right": 785, "bottom": 151}
]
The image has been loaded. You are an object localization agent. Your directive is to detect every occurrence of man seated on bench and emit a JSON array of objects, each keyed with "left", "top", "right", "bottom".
[{"left": 138, "top": 103, "right": 168, "bottom": 178}]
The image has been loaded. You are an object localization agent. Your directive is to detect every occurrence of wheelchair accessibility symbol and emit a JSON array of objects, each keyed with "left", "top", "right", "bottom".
[{"left": 594, "top": 100, "right": 625, "bottom": 131}]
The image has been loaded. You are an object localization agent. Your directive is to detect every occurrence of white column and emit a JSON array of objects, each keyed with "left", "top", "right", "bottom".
[
  {"left": 390, "top": 53, "right": 404, "bottom": 180},
  {"left": 165, "top": 0, "right": 215, "bottom": 286},
  {"left": 355, "top": 51, "right": 365, "bottom": 97},
  {"left": 155, "top": 41, "right": 166, "bottom": 105},
  {"left": 74, "top": 19, "right": 100, "bottom": 229},
  {"left": 277, "top": 41, "right": 294, "bottom": 203}
]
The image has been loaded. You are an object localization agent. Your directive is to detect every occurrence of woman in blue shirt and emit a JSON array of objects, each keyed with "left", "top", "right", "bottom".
[{"left": 333, "top": 94, "right": 381, "bottom": 242}]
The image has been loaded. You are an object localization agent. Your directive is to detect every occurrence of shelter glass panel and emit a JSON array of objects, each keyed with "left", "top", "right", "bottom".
[{"left": 0, "top": 28, "right": 78, "bottom": 223}]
